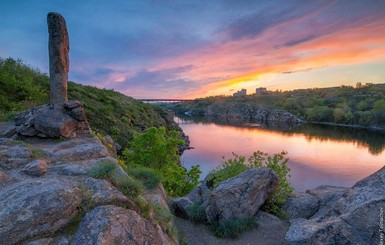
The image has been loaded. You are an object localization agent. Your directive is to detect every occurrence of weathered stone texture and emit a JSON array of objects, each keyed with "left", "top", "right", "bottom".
[{"left": 47, "top": 12, "right": 69, "bottom": 107}]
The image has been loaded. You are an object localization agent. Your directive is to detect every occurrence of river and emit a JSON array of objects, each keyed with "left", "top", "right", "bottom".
[{"left": 177, "top": 117, "right": 385, "bottom": 192}]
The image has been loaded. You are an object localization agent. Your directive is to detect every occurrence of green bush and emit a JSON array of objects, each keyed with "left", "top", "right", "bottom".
[
  {"left": 207, "top": 151, "right": 293, "bottom": 218},
  {"left": 210, "top": 218, "right": 257, "bottom": 239},
  {"left": 127, "top": 166, "right": 163, "bottom": 189},
  {"left": 122, "top": 127, "right": 201, "bottom": 197},
  {"left": 89, "top": 161, "right": 116, "bottom": 179},
  {"left": 186, "top": 204, "right": 206, "bottom": 223}
]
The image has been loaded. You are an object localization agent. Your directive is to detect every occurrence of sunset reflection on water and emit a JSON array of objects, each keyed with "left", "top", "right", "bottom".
[{"left": 179, "top": 120, "right": 385, "bottom": 192}]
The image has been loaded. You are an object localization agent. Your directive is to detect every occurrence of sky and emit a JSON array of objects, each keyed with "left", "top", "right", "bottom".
[{"left": 1, "top": 0, "right": 385, "bottom": 99}]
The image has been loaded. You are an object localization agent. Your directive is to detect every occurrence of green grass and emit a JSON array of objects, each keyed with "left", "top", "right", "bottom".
[
  {"left": 113, "top": 175, "right": 144, "bottom": 198},
  {"left": 209, "top": 218, "right": 257, "bottom": 239},
  {"left": 126, "top": 166, "right": 163, "bottom": 189},
  {"left": 186, "top": 204, "right": 206, "bottom": 223},
  {"left": 89, "top": 161, "right": 116, "bottom": 179}
]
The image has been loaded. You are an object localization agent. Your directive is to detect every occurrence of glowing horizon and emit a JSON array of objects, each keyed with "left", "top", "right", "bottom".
[{"left": 1, "top": 0, "right": 385, "bottom": 99}]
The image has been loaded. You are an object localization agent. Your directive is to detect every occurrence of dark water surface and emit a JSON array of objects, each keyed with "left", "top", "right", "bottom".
[{"left": 177, "top": 117, "right": 385, "bottom": 192}]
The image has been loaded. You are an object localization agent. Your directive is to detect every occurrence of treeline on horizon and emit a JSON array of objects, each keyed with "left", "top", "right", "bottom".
[{"left": 172, "top": 83, "right": 385, "bottom": 128}]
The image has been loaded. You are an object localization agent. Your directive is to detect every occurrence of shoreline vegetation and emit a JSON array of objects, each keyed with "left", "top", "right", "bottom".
[{"left": 164, "top": 82, "right": 385, "bottom": 132}]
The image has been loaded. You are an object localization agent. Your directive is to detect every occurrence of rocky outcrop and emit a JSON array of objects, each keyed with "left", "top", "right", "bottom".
[
  {"left": 285, "top": 167, "right": 385, "bottom": 244},
  {"left": 72, "top": 205, "right": 174, "bottom": 245},
  {"left": 204, "top": 168, "right": 279, "bottom": 222},
  {"left": 283, "top": 192, "right": 319, "bottom": 219},
  {"left": 14, "top": 102, "right": 90, "bottom": 138},
  {"left": 0, "top": 135, "right": 175, "bottom": 245},
  {"left": 0, "top": 178, "right": 82, "bottom": 244},
  {"left": 172, "top": 168, "right": 279, "bottom": 224},
  {"left": 205, "top": 103, "right": 302, "bottom": 124}
]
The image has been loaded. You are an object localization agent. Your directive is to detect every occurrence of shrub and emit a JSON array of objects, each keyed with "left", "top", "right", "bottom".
[
  {"left": 186, "top": 204, "right": 206, "bottom": 223},
  {"left": 207, "top": 151, "right": 293, "bottom": 218},
  {"left": 210, "top": 218, "right": 257, "bottom": 239},
  {"left": 122, "top": 127, "right": 201, "bottom": 197},
  {"left": 89, "top": 161, "right": 116, "bottom": 179},
  {"left": 127, "top": 166, "right": 163, "bottom": 189},
  {"left": 113, "top": 176, "right": 144, "bottom": 198}
]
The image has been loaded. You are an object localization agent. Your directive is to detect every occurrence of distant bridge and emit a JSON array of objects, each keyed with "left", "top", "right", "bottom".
[{"left": 138, "top": 99, "right": 194, "bottom": 102}]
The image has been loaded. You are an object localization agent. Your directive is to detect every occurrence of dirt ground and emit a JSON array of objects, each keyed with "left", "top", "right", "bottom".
[{"left": 174, "top": 212, "right": 289, "bottom": 245}]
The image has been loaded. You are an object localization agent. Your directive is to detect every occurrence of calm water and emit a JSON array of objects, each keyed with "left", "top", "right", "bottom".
[{"left": 177, "top": 117, "right": 385, "bottom": 192}]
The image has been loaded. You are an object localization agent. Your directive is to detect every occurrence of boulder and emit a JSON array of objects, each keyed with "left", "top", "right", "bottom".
[
  {"left": 83, "top": 177, "right": 139, "bottom": 212},
  {"left": 170, "top": 197, "right": 194, "bottom": 219},
  {"left": 72, "top": 205, "right": 175, "bottom": 245},
  {"left": 305, "top": 185, "right": 348, "bottom": 219},
  {"left": 204, "top": 168, "right": 279, "bottom": 222},
  {"left": 286, "top": 217, "right": 364, "bottom": 245},
  {"left": 0, "top": 178, "right": 82, "bottom": 244},
  {"left": 283, "top": 192, "right": 319, "bottom": 219},
  {"left": 22, "top": 159, "right": 48, "bottom": 176},
  {"left": 14, "top": 103, "right": 90, "bottom": 139},
  {"left": 285, "top": 166, "right": 385, "bottom": 244}
]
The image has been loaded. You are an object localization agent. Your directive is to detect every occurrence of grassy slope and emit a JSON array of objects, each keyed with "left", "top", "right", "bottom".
[{"left": 0, "top": 57, "right": 179, "bottom": 148}]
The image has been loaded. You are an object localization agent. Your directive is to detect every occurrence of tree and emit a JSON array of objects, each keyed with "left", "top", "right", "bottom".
[{"left": 122, "top": 127, "right": 201, "bottom": 197}]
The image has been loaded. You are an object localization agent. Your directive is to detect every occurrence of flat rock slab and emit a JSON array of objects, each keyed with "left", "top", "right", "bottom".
[
  {"left": 72, "top": 205, "right": 174, "bottom": 245},
  {"left": 0, "top": 178, "right": 82, "bottom": 244}
]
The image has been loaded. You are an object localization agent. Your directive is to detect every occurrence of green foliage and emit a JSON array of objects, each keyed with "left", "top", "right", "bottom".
[
  {"left": 126, "top": 166, "right": 163, "bottom": 189},
  {"left": 89, "top": 161, "right": 116, "bottom": 179},
  {"left": 165, "top": 83, "right": 385, "bottom": 128},
  {"left": 122, "top": 127, "right": 183, "bottom": 169},
  {"left": 89, "top": 161, "right": 143, "bottom": 198},
  {"left": 114, "top": 176, "right": 144, "bottom": 198},
  {"left": 207, "top": 151, "right": 293, "bottom": 217},
  {"left": 209, "top": 218, "right": 257, "bottom": 239},
  {"left": 186, "top": 204, "right": 206, "bottom": 223},
  {"left": 122, "top": 127, "right": 201, "bottom": 197}
]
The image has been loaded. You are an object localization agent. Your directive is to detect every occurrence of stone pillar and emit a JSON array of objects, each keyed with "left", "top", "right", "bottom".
[{"left": 47, "top": 12, "right": 69, "bottom": 108}]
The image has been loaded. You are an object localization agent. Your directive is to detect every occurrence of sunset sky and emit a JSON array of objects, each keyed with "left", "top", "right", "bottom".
[{"left": 1, "top": 0, "right": 385, "bottom": 99}]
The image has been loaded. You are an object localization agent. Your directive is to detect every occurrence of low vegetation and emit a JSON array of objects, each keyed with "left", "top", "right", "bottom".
[
  {"left": 209, "top": 218, "right": 257, "bottom": 239},
  {"left": 89, "top": 161, "right": 144, "bottom": 198},
  {"left": 207, "top": 151, "right": 293, "bottom": 218},
  {"left": 122, "top": 127, "right": 201, "bottom": 197}
]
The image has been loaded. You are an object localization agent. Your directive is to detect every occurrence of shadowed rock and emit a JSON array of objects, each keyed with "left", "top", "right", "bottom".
[{"left": 47, "top": 12, "right": 69, "bottom": 108}]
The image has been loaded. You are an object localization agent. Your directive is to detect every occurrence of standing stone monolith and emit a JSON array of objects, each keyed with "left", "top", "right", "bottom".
[{"left": 48, "top": 12, "right": 69, "bottom": 108}]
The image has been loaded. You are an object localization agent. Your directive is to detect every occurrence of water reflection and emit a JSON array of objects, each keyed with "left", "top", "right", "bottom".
[{"left": 177, "top": 116, "right": 385, "bottom": 192}]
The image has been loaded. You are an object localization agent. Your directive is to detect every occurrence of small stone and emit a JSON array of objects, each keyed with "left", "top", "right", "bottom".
[
  {"left": 64, "top": 100, "right": 82, "bottom": 110},
  {"left": 22, "top": 159, "right": 48, "bottom": 176}
]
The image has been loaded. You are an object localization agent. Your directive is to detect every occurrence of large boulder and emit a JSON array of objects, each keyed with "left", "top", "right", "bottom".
[
  {"left": 204, "top": 167, "right": 279, "bottom": 222},
  {"left": 14, "top": 102, "right": 90, "bottom": 138},
  {"left": 0, "top": 178, "right": 82, "bottom": 244},
  {"left": 283, "top": 192, "right": 320, "bottom": 219},
  {"left": 72, "top": 205, "right": 175, "bottom": 245},
  {"left": 286, "top": 166, "right": 385, "bottom": 244}
]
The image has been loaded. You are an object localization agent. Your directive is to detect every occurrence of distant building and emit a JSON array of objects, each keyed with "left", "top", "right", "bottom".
[
  {"left": 233, "top": 89, "right": 247, "bottom": 97},
  {"left": 255, "top": 87, "right": 267, "bottom": 95}
]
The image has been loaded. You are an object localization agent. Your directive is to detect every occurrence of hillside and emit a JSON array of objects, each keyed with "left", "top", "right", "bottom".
[
  {"left": 0, "top": 57, "right": 179, "bottom": 148},
  {"left": 167, "top": 83, "right": 385, "bottom": 129}
]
